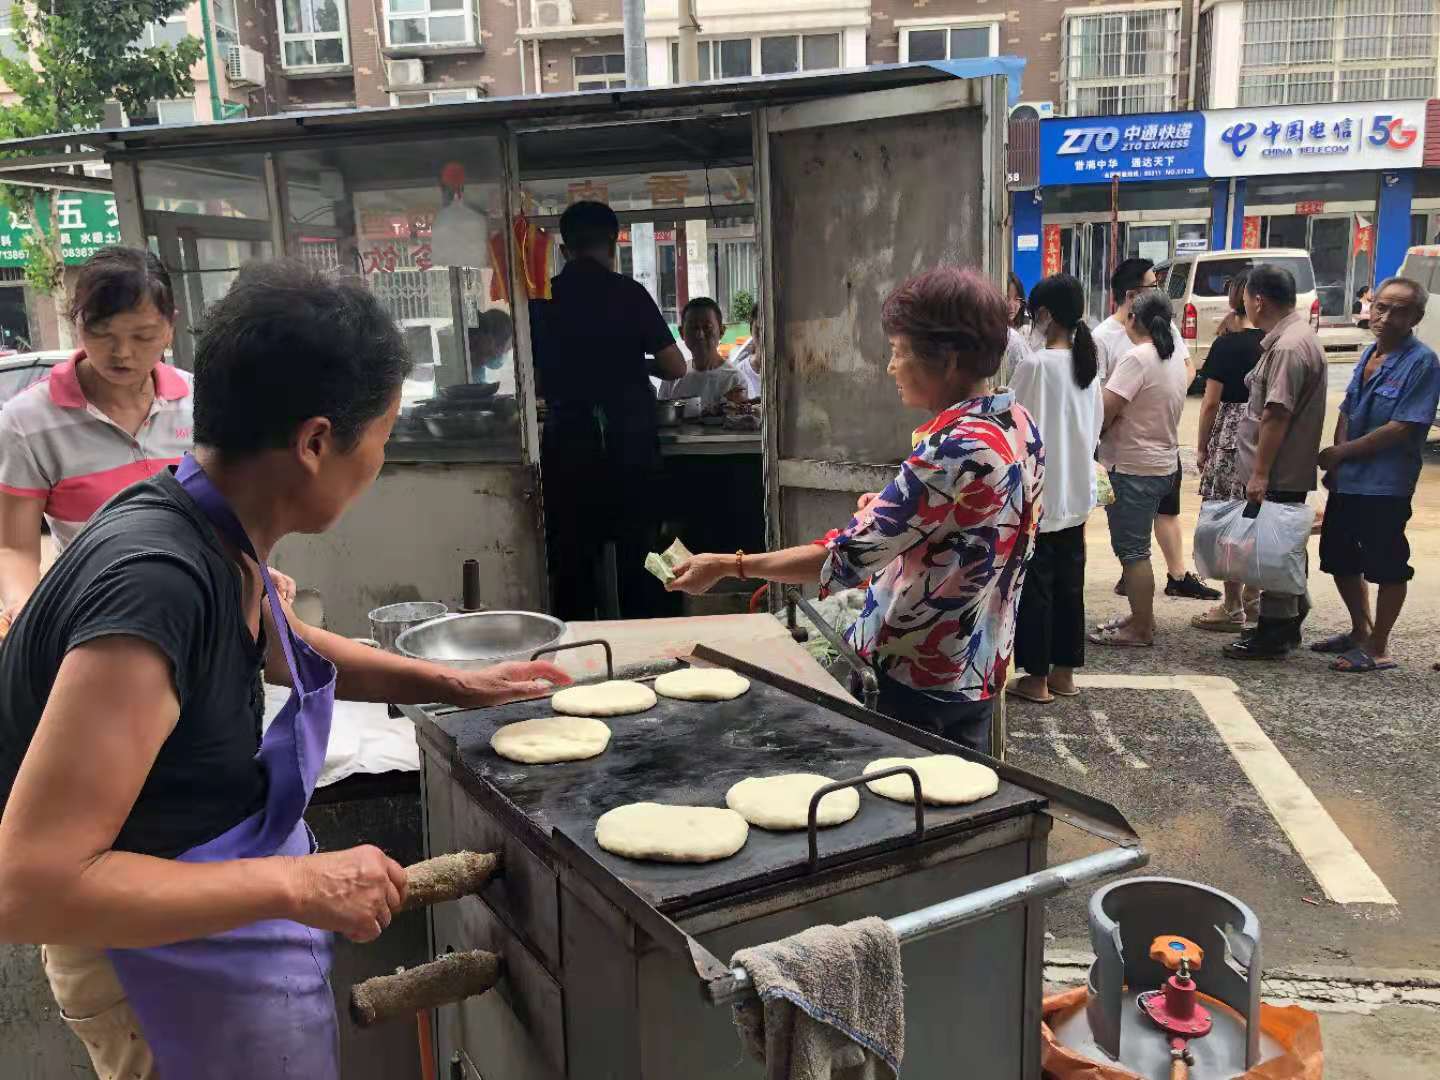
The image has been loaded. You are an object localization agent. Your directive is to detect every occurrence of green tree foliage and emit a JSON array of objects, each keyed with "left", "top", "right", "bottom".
[{"left": 0, "top": 1, "right": 202, "bottom": 296}]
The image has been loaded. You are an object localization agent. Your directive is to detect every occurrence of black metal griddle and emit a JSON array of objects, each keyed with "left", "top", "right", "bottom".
[{"left": 410, "top": 644, "right": 1133, "bottom": 914}]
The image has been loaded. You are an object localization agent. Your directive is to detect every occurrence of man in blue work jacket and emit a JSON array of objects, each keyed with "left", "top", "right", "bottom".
[{"left": 1314, "top": 276, "right": 1440, "bottom": 673}]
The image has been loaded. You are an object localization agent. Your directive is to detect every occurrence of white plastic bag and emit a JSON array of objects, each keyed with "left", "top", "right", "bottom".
[{"left": 1193, "top": 498, "right": 1314, "bottom": 594}]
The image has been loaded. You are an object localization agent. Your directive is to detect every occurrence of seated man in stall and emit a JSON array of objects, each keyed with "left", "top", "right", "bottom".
[
  {"left": 528, "top": 201, "right": 687, "bottom": 621},
  {"left": 658, "top": 297, "right": 749, "bottom": 411}
]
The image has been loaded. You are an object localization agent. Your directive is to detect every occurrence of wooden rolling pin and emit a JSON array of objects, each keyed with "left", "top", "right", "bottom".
[
  {"left": 401, "top": 851, "right": 499, "bottom": 912},
  {"left": 351, "top": 950, "right": 501, "bottom": 1028}
]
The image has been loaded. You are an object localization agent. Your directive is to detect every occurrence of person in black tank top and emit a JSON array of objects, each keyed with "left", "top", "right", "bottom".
[{"left": 0, "top": 260, "right": 570, "bottom": 1074}]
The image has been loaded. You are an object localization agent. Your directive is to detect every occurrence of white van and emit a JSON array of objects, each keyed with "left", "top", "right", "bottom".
[
  {"left": 1397, "top": 245, "right": 1440, "bottom": 357},
  {"left": 1155, "top": 248, "right": 1320, "bottom": 367}
]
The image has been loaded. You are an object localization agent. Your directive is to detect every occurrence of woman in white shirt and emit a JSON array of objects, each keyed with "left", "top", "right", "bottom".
[
  {"left": 1008, "top": 273, "right": 1102, "bottom": 702},
  {"left": 659, "top": 297, "right": 748, "bottom": 410}
]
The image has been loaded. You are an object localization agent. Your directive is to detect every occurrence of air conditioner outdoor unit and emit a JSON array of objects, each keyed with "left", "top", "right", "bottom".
[
  {"left": 387, "top": 58, "right": 426, "bottom": 87},
  {"left": 226, "top": 44, "right": 265, "bottom": 86},
  {"left": 1011, "top": 100, "right": 1055, "bottom": 120},
  {"left": 532, "top": 0, "right": 573, "bottom": 27}
]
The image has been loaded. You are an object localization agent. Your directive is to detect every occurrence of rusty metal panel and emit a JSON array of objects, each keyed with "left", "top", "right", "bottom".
[{"left": 769, "top": 106, "right": 986, "bottom": 475}]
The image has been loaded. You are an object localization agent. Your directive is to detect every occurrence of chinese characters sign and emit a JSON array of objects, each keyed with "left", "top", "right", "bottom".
[
  {"left": 1039, "top": 111, "right": 1206, "bottom": 186},
  {"left": 1205, "top": 101, "right": 1425, "bottom": 177},
  {"left": 0, "top": 192, "right": 122, "bottom": 267},
  {"left": 1040, "top": 101, "right": 1427, "bottom": 186}
]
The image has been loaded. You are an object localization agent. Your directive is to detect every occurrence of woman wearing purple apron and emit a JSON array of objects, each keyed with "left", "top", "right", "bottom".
[{"left": 0, "top": 261, "right": 568, "bottom": 1079}]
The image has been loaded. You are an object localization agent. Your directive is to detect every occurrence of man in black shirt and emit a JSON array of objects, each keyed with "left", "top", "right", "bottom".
[{"left": 530, "top": 202, "right": 686, "bottom": 620}]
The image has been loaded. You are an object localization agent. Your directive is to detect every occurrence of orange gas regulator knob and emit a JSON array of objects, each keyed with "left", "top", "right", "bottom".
[{"left": 1150, "top": 935, "right": 1204, "bottom": 973}]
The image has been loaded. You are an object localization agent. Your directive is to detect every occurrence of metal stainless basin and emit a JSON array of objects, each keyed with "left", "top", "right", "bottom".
[{"left": 395, "top": 610, "right": 566, "bottom": 671}]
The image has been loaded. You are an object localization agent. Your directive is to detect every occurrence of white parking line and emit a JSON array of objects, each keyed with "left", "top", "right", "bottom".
[
  {"left": 1041, "top": 717, "right": 1089, "bottom": 775},
  {"left": 1088, "top": 709, "right": 1150, "bottom": 770},
  {"left": 1075, "top": 672, "right": 1396, "bottom": 906}
]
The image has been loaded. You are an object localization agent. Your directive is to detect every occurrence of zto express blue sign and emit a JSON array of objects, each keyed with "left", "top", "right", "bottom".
[{"left": 1039, "top": 111, "right": 1206, "bottom": 187}]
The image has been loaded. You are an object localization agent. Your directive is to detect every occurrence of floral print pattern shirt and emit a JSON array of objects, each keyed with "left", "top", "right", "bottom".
[{"left": 820, "top": 391, "right": 1044, "bottom": 702}]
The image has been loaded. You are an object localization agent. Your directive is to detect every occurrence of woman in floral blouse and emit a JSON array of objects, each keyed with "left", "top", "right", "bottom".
[{"left": 667, "top": 266, "right": 1044, "bottom": 753}]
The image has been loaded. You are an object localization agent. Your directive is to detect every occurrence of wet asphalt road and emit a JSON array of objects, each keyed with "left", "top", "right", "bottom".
[{"left": 1020, "top": 379, "right": 1439, "bottom": 973}]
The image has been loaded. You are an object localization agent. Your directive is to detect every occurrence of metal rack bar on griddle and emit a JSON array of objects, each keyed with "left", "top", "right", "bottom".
[{"left": 687, "top": 644, "right": 1141, "bottom": 848}]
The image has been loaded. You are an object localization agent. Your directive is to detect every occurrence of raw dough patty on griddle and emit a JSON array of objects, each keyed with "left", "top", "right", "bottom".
[
  {"left": 595, "top": 803, "right": 749, "bottom": 863},
  {"left": 864, "top": 754, "right": 999, "bottom": 806},
  {"left": 653, "top": 667, "right": 750, "bottom": 701},
  {"left": 550, "top": 679, "right": 657, "bottom": 717},
  {"left": 490, "top": 716, "right": 612, "bottom": 764},
  {"left": 725, "top": 773, "right": 860, "bottom": 830}
]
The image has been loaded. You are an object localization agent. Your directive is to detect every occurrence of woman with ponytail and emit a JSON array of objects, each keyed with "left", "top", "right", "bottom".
[
  {"left": 1008, "top": 274, "right": 1101, "bottom": 702},
  {"left": 1091, "top": 289, "right": 1191, "bottom": 647}
]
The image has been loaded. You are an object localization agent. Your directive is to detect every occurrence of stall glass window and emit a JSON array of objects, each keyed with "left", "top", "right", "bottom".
[
  {"left": 278, "top": 136, "right": 515, "bottom": 463},
  {"left": 139, "top": 154, "right": 274, "bottom": 369},
  {"left": 281, "top": 0, "right": 349, "bottom": 69},
  {"left": 386, "top": 0, "right": 474, "bottom": 47}
]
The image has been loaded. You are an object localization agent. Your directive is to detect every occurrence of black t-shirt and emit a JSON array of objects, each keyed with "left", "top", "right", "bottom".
[
  {"left": 0, "top": 471, "right": 267, "bottom": 858},
  {"left": 1200, "top": 328, "right": 1265, "bottom": 404},
  {"left": 529, "top": 258, "right": 675, "bottom": 409}
]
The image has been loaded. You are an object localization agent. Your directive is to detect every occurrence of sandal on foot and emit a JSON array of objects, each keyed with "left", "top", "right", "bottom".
[
  {"left": 1192, "top": 607, "right": 1246, "bottom": 632},
  {"left": 1311, "top": 633, "right": 1358, "bottom": 654},
  {"left": 1005, "top": 681, "right": 1054, "bottom": 704},
  {"left": 1049, "top": 685, "right": 1081, "bottom": 698},
  {"left": 1330, "top": 648, "right": 1397, "bottom": 673},
  {"left": 1087, "top": 626, "right": 1153, "bottom": 648}
]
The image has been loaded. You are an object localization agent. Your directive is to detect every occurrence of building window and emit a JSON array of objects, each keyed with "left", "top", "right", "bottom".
[
  {"left": 156, "top": 99, "right": 198, "bottom": 125},
  {"left": 670, "top": 32, "right": 842, "bottom": 82},
  {"left": 1062, "top": 5, "right": 1181, "bottom": 116},
  {"left": 899, "top": 23, "right": 999, "bottom": 62},
  {"left": 390, "top": 88, "right": 480, "bottom": 105},
  {"left": 134, "top": 13, "right": 190, "bottom": 49},
  {"left": 574, "top": 53, "right": 625, "bottom": 90},
  {"left": 211, "top": 0, "right": 238, "bottom": 45},
  {"left": 0, "top": 0, "right": 21, "bottom": 61},
  {"left": 385, "top": 0, "right": 475, "bottom": 48},
  {"left": 1193, "top": 8, "right": 1214, "bottom": 107},
  {"left": 281, "top": 0, "right": 349, "bottom": 69},
  {"left": 1239, "top": 0, "right": 1438, "bottom": 106}
]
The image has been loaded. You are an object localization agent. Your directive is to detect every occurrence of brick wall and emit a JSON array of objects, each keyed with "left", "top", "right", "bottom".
[
  {"left": 285, "top": 76, "right": 356, "bottom": 109},
  {"left": 234, "top": 0, "right": 291, "bottom": 115},
  {"left": 538, "top": 33, "right": 625, "bottom": 92},
  {"left": 868, "top": 0, "right": 1195, "bottom": 114},
  {"left": 347, "top": 0, "right": 389, "bottom": 107}
]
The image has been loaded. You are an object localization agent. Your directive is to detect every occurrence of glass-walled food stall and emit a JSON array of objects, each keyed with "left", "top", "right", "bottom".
[{"left": 88, "top": 65, "right": 1013, "bottom": 632}]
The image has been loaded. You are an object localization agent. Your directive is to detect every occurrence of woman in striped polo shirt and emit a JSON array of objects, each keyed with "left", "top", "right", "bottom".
[{"left": 0, "top": 248, "right": 294, "bottom": 628}]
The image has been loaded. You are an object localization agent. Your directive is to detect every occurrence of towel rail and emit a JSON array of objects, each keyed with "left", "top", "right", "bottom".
[{"left": 707, "top": 846, "right": 1148, "bottom": 1006}]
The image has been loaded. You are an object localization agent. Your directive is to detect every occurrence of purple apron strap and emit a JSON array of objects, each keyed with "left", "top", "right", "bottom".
[{"left": 105, "top": 454, "right": 342, "bottom": 1079}]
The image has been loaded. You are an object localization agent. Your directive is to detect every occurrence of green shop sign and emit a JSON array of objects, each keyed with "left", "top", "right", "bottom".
[{"left": 0, "top": 192, "right": 122, "bottom": 268}]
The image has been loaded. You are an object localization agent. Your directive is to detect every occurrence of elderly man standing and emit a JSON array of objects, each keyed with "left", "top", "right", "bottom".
[
  {"left": 1312, "top": 277, "right": 1440, "bottom": 673},
  {"left": 1224, "top": 264, "right": 1329, "bottom": 660}
]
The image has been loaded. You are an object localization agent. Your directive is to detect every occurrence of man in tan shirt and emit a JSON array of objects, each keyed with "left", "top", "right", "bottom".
[{"left": 1225, "top": 264, "right": 1327, "bottom": 660}]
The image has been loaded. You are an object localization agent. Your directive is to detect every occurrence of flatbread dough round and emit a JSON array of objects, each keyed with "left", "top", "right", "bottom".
[
  {"left": 595, "top": 803, "right": 749, "bottom": 863},
  {"left": 550, "top": 680, "right": 657, "bottom": 717},
  {"left": 864, "top": 754, "right": 999, "bottom": 806},
  {"left": 654, "top": 667, "right": 751, "bottom": 702},
  {"left": 725, "top": 773, "right": 860, "bottom": 830},
  {"left": 490, "top": 716, "right": 612, "bottom": 764}
]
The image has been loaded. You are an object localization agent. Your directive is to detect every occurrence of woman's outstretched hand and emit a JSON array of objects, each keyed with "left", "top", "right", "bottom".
[{"left": 665, "top": 554, "right": 731, "bottom": 595}]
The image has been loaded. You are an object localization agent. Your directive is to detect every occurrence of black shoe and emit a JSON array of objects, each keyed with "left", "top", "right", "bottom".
[
  {"left": 1166, "top": 572, "right": 1222, "bottom": 600},
  {"left": 1223, "top": 619, "right": 1295, "bottom": 660}
]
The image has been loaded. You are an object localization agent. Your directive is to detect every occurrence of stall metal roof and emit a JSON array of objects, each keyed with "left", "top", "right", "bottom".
[{"left": 0, "top": 59, "right": 1023, "bottom": 185}]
